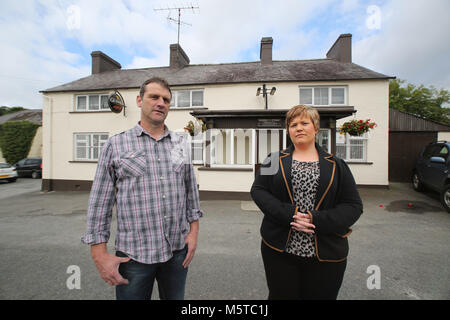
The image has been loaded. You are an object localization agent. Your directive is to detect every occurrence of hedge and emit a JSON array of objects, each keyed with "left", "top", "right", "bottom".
[{"left": 0, "top": 121, "right": 40, "bottom": 165}]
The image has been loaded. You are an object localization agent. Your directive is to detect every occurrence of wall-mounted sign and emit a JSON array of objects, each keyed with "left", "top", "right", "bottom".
[
  {"left": 257, "top": 118, "right": 283, "bottom": 128},
  {"left": 108, "top": 91, "right": 126, "bottom": 115}
]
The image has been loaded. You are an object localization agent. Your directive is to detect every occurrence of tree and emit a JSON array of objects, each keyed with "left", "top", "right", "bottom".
[
  {"left": 389, "top": 79, "right": 450, "bottom": 125},
  {"left": 0, "top": 121, "right": 39, "bottom": 165}
]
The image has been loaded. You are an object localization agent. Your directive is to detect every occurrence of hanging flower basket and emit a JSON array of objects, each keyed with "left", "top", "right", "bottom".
[
  {"left": 184, "top": 119, "right": 207, "bottom": 136},
  {"left": 339, "top": 119, "right": 377, "bottom": 136}
]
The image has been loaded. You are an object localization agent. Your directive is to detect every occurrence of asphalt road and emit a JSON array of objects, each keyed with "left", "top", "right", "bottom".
[
  {"left": 0, "top": 180, "right": 449, "bottom": 300},
  {"left": 0, "top": 177, "right": 42, "bottom": 200}
]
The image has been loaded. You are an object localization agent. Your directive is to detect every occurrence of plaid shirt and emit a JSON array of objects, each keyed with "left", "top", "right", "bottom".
[{"left": 81, "top": 123, "right": 203, "bottom": 264}]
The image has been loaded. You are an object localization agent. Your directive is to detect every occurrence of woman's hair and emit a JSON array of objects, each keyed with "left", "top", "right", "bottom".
[{"left": 285, "top": 105, "right": 320, "bottom": 131}]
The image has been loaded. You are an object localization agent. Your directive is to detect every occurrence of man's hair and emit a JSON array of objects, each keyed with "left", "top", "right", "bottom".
[
  {"left": 139, "top": 77, "right": 172, "bottom": 100},
  {"left": 285, "top": 105, "right": 320, "bottom": 131}
]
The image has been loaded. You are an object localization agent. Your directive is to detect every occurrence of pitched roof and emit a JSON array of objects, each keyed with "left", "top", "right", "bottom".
[
  {"left": 41, "top": 59, "right": 393, "bottom": 93},
  {"left": 389, "top": 108, "right": 450, "bottom": 132},
  {"left": 0, "top": 110, "right": 42, "bottom": 125}
]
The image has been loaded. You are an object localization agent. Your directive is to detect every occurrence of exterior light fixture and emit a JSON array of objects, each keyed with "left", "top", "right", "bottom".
[
  {"left": 270, "top": 87, "right": 276, "bottom": 95},
  {"left": 256, "top": 84, "right": 276, "bottom": 109}
]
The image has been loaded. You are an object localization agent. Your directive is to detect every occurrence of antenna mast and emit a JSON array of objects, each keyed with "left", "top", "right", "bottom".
[{"left": 154, "top": 4, "right": 199, "bottom": 45}]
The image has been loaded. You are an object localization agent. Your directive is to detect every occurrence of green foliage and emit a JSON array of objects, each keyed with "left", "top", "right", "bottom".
[
  {"left": 0, "top": 106, "right": 27, "bottom": 116},
  {"left": 0, "top": 121, "right": 39, "bottom": 165},
  {"left": 389, "top": 79, "right": 450, "bottom": 125}
]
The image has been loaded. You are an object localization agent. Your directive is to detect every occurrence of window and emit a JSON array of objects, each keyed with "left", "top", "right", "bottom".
[
  {"left": 76, "top": 94, "right": 110, "bottom": 111},
  {"left": 331, "top": 88, "right": 345, "bottom": 104},
  {"left": 314, "top": 88, "right": 329, "bottom": 105},
  {"left": 316, "top": 129, "right": 331, "bottom": 153},
  {"left": 299, "top": 87, "right": 347, "bottom": 106},
  {"left": 257, "top": 129, "right": 284, "bottom": 163},
  {"left": 74, "top": 133, "right": 108, "bottom": 161},
  {"left": 210, "top": 129, "right": 253, "bottom": 167},
  {"left": 190, "top": 133, "right": 204, "bottom": 164},
  {"left": 171, "top": 89, "right": 204, "bottom": 108},
  {"left": 336, "top": 133, "right": 368, "bottom": 161}
]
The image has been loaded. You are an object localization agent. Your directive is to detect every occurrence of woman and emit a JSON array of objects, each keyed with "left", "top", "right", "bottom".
[{"left": 250, "top": 105, "right": 363, "bottom": 300}]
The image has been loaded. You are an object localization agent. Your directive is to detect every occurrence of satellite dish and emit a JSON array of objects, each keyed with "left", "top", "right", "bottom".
[{"left": 108, "top": 91, "right": 126, "bottom": 115}]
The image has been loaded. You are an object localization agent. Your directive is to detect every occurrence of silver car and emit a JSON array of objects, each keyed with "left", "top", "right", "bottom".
[{"left": 0, "top": 162, "right": 18, "bottom": 182}]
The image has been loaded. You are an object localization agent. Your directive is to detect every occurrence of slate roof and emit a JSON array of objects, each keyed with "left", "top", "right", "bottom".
[
  {"left": 0, "top": 110, "right": 42, "bottom": 125},
  {"left": 41, "top": 59, "right": 394, "bottom": 93}
]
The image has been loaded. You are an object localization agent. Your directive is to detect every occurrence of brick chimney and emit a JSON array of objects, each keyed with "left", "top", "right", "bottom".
[
  {"left": 91, "top": 51, "right": 121, "bottom": 74},
  {"left": 260, "top": 37, "right": 273, "bottom": 65},
  {"left": 170, "top": 44, "right": 190, "bottom": 69},
  {"left": 326, "top": 34, "right": 352, "bottom": 63}
]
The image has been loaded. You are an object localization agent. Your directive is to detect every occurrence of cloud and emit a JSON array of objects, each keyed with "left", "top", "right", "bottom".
[
  {"left": 353, "top": 0, "right": 450, "bottom": 90},
  {"left": 0, "top": 1, "right": 89, "bottom": 108},
  {"left": 0, "top": 0, "right": 448, "bottom": 109}
]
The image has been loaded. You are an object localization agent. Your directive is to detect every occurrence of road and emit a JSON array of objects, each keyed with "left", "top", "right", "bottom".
[
  {"left": 0, "top": 177, "right": 42, "bottom": 200},
  {"left": 0, "top": 181, "right": 449, "bottom": 300}
]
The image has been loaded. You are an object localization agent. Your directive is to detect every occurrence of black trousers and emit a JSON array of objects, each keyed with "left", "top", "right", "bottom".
[{"left": 261, "top": 241, "right": 347, "bottom": 300}]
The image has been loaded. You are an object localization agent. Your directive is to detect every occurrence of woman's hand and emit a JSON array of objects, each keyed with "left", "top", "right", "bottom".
[{"left": 291, "top": 212, "right": 315, "bottom": 234}]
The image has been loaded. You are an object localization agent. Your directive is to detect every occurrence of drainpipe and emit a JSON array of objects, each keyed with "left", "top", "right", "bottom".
[{"left": 42, "top": 95, "right": 53, "bottom": 192}]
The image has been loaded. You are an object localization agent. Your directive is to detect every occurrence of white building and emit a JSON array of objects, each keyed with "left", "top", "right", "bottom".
[{"left": 41, "top": 34, "right": 394, "bottom": 198}]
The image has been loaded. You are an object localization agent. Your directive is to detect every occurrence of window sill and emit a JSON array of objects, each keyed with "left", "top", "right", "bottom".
[
  {"left": 69, "top": 111, "right": 111, "bottom": 114},
  {"left": 170, "top": 107, "right": 208, "bottom": 111},
  {"left": 69, "top": 160, "right": 98, "bottom": 163},
  {"left": 344, "top": 161, "right": 373, "bottom": 165},
  {"left": 198, "top": 166, "right": 253, "bottom": 172}
]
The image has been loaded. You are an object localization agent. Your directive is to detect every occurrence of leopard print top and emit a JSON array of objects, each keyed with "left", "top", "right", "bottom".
[{"left": 285, "top": 159, "right": 320, "bottom": 258}]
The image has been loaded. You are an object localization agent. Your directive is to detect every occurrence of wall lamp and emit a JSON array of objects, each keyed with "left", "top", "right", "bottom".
[{"left": 256, "top": 84, "right": 276, "bottom": 110}]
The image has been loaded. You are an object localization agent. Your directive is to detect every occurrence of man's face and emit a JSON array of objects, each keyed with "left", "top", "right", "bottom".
[{"left": 137, "top": 82, "right": 171, "bottom": 126}]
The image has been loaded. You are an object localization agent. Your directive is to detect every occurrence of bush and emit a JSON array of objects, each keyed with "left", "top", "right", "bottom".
[{"left": 0, "top": 121, "right": 40, "bottom": 165}]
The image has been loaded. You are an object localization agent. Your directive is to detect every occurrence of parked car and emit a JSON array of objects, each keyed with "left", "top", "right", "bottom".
[
  {"left": 13, "top": 157, "right": 42, "bottom": 179},
  {"left": 0, "top": 162, "right": 18, "bottom": 182},
  {"left": 412, "top": 141, "right": 450, "bottom": 212}
]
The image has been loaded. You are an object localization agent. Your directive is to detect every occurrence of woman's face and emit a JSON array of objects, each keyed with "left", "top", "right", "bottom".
[{"left": 288, "top": 114, "right": 318, "bottom": 147}]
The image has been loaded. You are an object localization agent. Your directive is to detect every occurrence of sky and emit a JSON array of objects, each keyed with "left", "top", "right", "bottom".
[{"left": 0, "top": 0, "right": 449, "bottom": 109}]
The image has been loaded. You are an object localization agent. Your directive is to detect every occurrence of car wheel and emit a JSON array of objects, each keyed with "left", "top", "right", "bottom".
[
  {"left": 412, "top": 171, "right": 424, "bottom": 191},
  {"left": 440, "top": 185, "right": 450, "bottom": 213},
  {"left": 31, "top": 171, "right": 40, "bottom": 179},
  {"left": 8, "top": 178, "right": 17, "bottom": 183}
]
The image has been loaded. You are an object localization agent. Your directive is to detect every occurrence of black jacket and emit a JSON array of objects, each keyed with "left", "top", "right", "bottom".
[{"left": 250, "top": 143, "right": 363, "bottom": 262}]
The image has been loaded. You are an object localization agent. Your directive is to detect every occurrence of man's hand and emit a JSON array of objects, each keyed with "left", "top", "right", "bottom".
[
  {"left": 91, "top": 243, "right": 130, "bottom": 286},
  {"left": 182, "top": 220, "right": 199, "bottom": 269}
]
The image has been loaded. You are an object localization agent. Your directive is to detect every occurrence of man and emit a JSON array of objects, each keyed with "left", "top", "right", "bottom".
[{"left": 81, "top": 77, "right": 203, "bottom": 300}]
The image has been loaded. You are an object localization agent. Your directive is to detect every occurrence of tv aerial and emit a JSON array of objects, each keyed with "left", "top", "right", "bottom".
[{"left": 154, "top": 3, "right": 199, "bottom": 45}]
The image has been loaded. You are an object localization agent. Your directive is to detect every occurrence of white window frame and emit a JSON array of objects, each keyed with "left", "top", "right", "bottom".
[
  {"left": 189, "top": 132, "right": 205, "bottom": 165},
  {"left": 336, "top": 133, "right": 368, "bottom": 162},
  {"left": 75, "top": 94, "right": 110, "bottom": 112},
  {"left": 74, "top": 133, "right": 109, "bottom": 161},
  {"left": 299, "top": 86, "right": 347, "bottom": 106},
  {"left": 210, "top": 129, "right": 254, "bottom": 169},
  {"left": 171, "top": 89, "right": 204, "bottom": 109}
]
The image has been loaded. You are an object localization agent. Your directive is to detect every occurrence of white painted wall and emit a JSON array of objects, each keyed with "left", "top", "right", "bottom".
[{"left": 43, "top": 78, "right": 390, "bottom": 188}]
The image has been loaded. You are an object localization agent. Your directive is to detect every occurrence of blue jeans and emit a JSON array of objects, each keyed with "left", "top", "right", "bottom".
[{"left": 115, "top": 246, "right": 188, "bottom": 300}]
